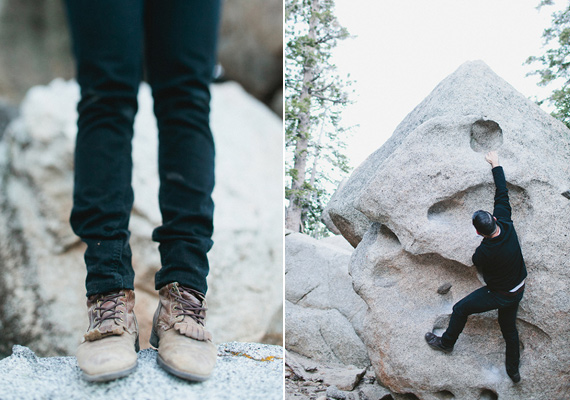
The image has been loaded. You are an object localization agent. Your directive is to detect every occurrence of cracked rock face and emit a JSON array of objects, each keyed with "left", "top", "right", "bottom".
[{"left": 330, "top": 61, "right": 570, "bottom": 399}]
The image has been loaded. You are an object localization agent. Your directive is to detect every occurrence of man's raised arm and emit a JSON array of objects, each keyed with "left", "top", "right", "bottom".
[{"left": 485, "top": 151, "right": 511, "bottom": 221}]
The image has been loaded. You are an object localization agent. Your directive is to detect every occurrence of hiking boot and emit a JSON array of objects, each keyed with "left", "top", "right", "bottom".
[
  {"left": 150, "top": 282, "right": 217, "bottom": 381},
  {"left": 425, "top": 332, "right": 454, "bottom": 354},
  {"left": 76, "top": 289, "right": 139, "bottom": 382}
]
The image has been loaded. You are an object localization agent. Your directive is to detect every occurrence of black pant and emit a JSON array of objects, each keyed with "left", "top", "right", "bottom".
[
  {"left": 441, "top": 286, "right": 524, "bottom": 372},
  {"left": 64, "top": 0, "right": 221, "bottom": 297}
]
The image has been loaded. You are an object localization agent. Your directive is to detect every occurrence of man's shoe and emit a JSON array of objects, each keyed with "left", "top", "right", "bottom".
[
  {"left": 150, "top": 282, "right": 217, "bottom": 381},
  {"left": 425, "top": 332, "right": 454, "bottom": 354},
  {"left": 76, "top": 289, "right": 139, "bottom": 382},
  {"left": 506, "top": 367, "right": 521, "bottom": 383}
]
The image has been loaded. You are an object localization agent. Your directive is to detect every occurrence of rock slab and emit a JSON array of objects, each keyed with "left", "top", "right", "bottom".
[
  {"left": 0, "top": 343, "right": 283, "bottom": 400},
  {"left": 336, "top": 61, "right": 570, "bottom": 399},
  {"left": 285, "top": 231, "right": 369, "bottom": 368}
]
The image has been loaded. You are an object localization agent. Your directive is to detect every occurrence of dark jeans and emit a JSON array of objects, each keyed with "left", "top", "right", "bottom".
[
  {"left": 441, "top": 286, "right": 524, "bottom": 371},
  {"left": 64, "top": 0, "right": 221, "bottom": 297}
]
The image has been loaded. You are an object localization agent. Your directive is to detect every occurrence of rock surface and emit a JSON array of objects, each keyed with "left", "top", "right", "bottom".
[
  {"left": 287, "top": 351, "right": 366, "bottom": 391},
  {"left": 285, "top": 351, "right": 392, "bottom": 400},
  {"left": 285, "top": 231, "right": 369, "bottom": 368},
  {"left": 0, "top": 79, "right": 282, "bottom": 357},
  {"left": 0, "top": 343, "right": 283, "bottom": 400},
  {"left": 333, "top": 61, "right": 570, "bottom": 399}
]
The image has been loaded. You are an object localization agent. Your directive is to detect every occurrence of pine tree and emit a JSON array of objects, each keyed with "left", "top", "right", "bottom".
[
  {"left": 285, "top": 0, "right": 352, "bottom": 235},
  {"left": 526, "top": 1, "right": 570, "bottom": 128}
]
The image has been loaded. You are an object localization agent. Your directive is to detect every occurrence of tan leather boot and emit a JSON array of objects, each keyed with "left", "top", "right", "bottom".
[
  {"left": 150, "top": 282, "right": 217, "bottom": 381},
  {"left": 76, "top": 289, "right": 139, "bottom": 382}
]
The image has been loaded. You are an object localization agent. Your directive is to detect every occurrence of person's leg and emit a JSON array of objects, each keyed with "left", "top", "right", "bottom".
[
  {"left": 64, "top": 0, "right": 144, "bottom": 297},
  {"left": 498, "top": 296, "right": 522, "bottom": 381},
  {"left": 144, "top": 0, "right": 221, "bottom": 296},
  {"left": 144, "top": 0, "right": 221, "bottom": 382},
  {"left": 63, "top": 0, "right": 144, "bottom": 382},
  {"left": 440, "top": 286, "right": 502, "bottom": 347}
]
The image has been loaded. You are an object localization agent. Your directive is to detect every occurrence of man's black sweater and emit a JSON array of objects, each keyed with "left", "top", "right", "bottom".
[{"left": 472, "top": 166, "right": 527, "bottom": 292}]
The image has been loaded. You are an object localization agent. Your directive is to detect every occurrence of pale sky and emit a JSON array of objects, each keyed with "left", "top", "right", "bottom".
[{"left": 332, "top": 0, "right": 566, "bottom": 167}]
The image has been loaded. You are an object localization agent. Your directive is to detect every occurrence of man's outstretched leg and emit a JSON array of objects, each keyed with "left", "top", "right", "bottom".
[
  {"left": 64, "top": 0, "right": 144, "bottom": 381},
  {"left": 144, "top": 0, "right": 221, "bottom": 381},
  {"left": 425, "top": 287, "right": 500, "bottom": 353}
]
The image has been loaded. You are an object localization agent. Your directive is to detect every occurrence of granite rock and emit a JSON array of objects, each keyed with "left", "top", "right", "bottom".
[
  {"left": 0, "top": 343, "right": 283, "bottom": 400},
  {"left": 285, "top": 351, "right": 390, "bottom": 400},
  {"left": 285, "top": 231, "right": 369, "bottom": 368},
  {"left": 286, "top": 351, "right": 366, "bottom": 392},
  {"left": 343, "top": 61, "right": 570, "bottom": 399}
]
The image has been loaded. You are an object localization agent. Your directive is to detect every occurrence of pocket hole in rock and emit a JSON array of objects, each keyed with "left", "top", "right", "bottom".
[
  {"left": 479, "top": 389, "right": 498, "bottom": 400},
  {"left": 379, "top": 224, "right": 401, "bottom": 246},
  {"left": 399, "top": 394, "right": 420, "bottom": 400},
  {"left": 470, "top": 120, "right": 503, "bottom": 152},
  {"left": 434, "top": 390, "right": 455, "bottom": 399}
]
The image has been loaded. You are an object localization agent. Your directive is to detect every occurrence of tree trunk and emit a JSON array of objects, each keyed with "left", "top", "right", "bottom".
[
  {"left": 301, "top": 111, "right": 326, "bottom": 228},
  {"left": 285, "top": 0, "right": 319, "bottom": 232}
]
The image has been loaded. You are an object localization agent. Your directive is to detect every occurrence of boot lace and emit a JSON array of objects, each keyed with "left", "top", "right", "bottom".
[
  {"left": 93, "top": 292, "right": 125, "bottom": 328},
  {"left": 170, "top": 285, "right": 207, "bottom": 326}
]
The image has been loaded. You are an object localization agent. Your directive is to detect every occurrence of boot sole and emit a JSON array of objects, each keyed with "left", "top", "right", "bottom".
[
  {"left": 150, "top": 329, "right": 212, "bottom": 382},
  {"left": 427, "top": 343, "right": 453, "bottom": 354},
  {"left": 81, "top": 361, "right": 138, "bottom": 382},
  {"left": 156, "top": 353, "right": 211, "bottom": 382}
]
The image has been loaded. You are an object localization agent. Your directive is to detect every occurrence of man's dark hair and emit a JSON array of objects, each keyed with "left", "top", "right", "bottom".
[{"left": 472, "top": 210, "right": 496, "bottom": 236}]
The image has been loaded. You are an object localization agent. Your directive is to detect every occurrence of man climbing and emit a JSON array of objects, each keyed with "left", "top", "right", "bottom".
[{"left": 425, "top": 151, "right": 527, "bottom": 383}]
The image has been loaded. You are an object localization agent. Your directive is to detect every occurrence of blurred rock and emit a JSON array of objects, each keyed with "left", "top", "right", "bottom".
[
  {"left": 218, "top": 0, "right": 283, "bottom": 115},
  {"left": 0, "top": 100, "right": 18, "bottom": 139},
  {"left": 0, "top": 0, "right": 282, "bottom": 115},
  {"left": 0, "top": 79, "right": 282, "bottom": 357},
  {"left": 0, "top": 0, "right": 73, "bottom": 102},
  {"left": 270, "top": 87, "right": 284, "bottom": 118}
]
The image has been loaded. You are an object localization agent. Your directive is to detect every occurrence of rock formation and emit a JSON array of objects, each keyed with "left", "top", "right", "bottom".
[
  {"left": 285, "top": 231, "right": 369, "bottom": 368},
  {"left": 285, "top": 231, "right": 397, "bottom": 400},
  {"left": 285, "top": 350, "right": 393, "bottom": 400},
  {"left": 0, "top": 79, "right": 283, "bottom": 357},
  {"left": 327, "top": 61, "right": 570, "bottom": 399},
  {"left": 0, "top": 343, "right": 283, "bottom": 400}
]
